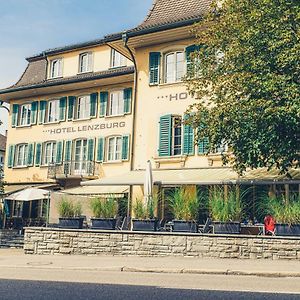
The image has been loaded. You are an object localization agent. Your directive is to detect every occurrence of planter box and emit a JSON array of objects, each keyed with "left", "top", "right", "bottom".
[
  {"left": 212, "top": 222, "right": 241, "bottom": 234},
  {"left": 91, "top": 218, "right": 117, "bottom": 230},
  {"left": 275, "top": 224, "right": 300, "bottom": 236},
  {"left": 172, "top": 220, "right": 197, "bottom": 233},
  {"left": 132, "top": 219, "right": 158, "bottom": 232},
  {"left": 59, "top": 217, "right": 84, "bottom": 229}
]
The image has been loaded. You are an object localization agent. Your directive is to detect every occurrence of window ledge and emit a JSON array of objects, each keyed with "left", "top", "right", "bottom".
[
  {"left": 16, "top": 124, "right": 32, "bottom": 129},
  {"left": 105, "top": 114, "right": 127, "bottom": 119},
  {"left": 102, "top": 161, "right": 124, "bottom": 165},
  {"left": 77, "top": 70, "right": 93, "bottom": 75},
  {"left": 72, "top": 117, "right": 92, "bottom": 122},
  {"left": 154, "top": 155, "right": 187, "bottom": 168},
  {"left": 158, "top": 81, "right": 184, "bottom": 88},
  {"left": 48, "top": 76, "right": 63, "bottom": 80},
  {"left": 12, "top": 166, "right": 29, "bottom": 169}
]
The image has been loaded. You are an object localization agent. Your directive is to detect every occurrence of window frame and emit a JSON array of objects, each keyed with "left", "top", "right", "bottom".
[
  {"left": 106, "top": 136, "right": 123, "bottom": 162},
  {"left": 78, "top": 52, "right": 93, "bottom": 73},
  {"left": 110, "top": 49, "right": 127, "bottom": 68},
  {"left": 75, "top": 95, "right": 91, "bottom": 120},
  {"left": 46, "top": 99, "right": 60, "bottom": 123},
  {"left": 171, "top": 115, "right": 183, "bottom": 156},
  {"left": 49, "top": 58, "right": 63, "bottom": 79},
  {"left": 15, "top": 143, "right": 28, "bottom": 167},
  {"left": 107, "top": 90, "right": 124, "bottom": 117},
  {"left": 42, "top": 141, "right": 57, "bottom": 166},
  {"left": 163, "top": 50, "right": 185, "bottom": 84},
  {"left": 19, "top": 103, "right": 32, "bottom": 127}
]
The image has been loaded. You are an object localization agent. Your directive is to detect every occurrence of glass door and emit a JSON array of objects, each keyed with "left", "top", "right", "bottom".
[{"left": 74, "top": 139, "right": 88, "bottom": 175}]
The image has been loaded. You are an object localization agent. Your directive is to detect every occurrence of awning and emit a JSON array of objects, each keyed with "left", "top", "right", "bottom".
[
  {"left": 2, "top": 183, "right": 58, "bottom": 196},
  {"left": 81, "top": 168, "right": 300, "bottom": 187},
  {"left": 5, "top": 188, "right": 50, "bottom": 201},
  {"left": 61, "top": 185, "right": 129, "bottom": 198}
]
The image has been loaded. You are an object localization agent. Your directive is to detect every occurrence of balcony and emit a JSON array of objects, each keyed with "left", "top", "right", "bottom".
[{"left": 47, "top": 160, "right": 99, "bottom": 179}]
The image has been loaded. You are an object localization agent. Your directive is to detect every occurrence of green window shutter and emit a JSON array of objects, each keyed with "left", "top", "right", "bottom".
[
  {"left": 30, "top": 102, "right": 38, "bottom": 125},
  {"left": 7, "top": 145, "right": 15, "bottom": 168},
  {"left": 123, "top": 88, "right": 132, "bottom": 114},
  {"left": 12, "top": 104, "right": 19, "bottom": 127},
  {"left": 35, "top": 143, "right": 42, "bottom": 166},
  {"left": 90, "top": 93, "right": 98, "bottom": 118},
  {"left": 64, "top": 140, "right": 72, "bottom": 161},
  {"left": 96, "top": 137, "right": 105, "bottom": 162},
  {"left": 59, "top": 97, "right": 67, "bottom": 121},
  {"left": 87, "top": 138, "right": 95, "bottom": 161},
  {"left": 56, "top": 141, "right": 63, "bottom": 165},
  {"left": 186, "top": 44, "right": 200, "bottom": 75},
  {"left": 197, "top": 124, "right": 209, "bottom": 154},
  {"left": 27, "top": 143, "right": 35, "bottom": 166},
  {"left": 39, "top": 101, "right": 47, "bottom": 124},
  {"left": 159, "top": 115, "right": 172, "bottom": 157},
  {"left": 149, "top": 52, "right": 161, "bottom": 85},
  {"left": 99, "top": 92, "right": 108, "bottom": 117},
  {"left": 67, "top": 96, "right": 76, "bottom": 121},
  {"left": 122, "top": 135, "right": 130, "bottom": 161},
  {"left": 183, "top": 116, "right": 195, "bottom": 155}
]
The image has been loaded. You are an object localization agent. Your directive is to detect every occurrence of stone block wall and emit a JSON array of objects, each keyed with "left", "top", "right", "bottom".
[{"left": 24, "top": 228, "right": 300, "bottom": 260}]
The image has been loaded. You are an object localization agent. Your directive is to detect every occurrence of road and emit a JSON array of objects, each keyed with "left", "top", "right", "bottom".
[{"left": 0, "top": 278, "right": 299, "bottom": 300}]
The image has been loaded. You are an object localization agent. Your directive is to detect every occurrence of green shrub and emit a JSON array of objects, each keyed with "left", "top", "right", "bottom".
[
  {"left": 57, "top": 198, "right": 82, "bottom": 218},
  {"left": 209, "top": 187, "right": 243, "bottom": 222},
  {"left": 90, "top": 197, "right": 118, "bottom": 218},
  {"left": 133, "top": 195, "right": 158, "bottom": 219}
]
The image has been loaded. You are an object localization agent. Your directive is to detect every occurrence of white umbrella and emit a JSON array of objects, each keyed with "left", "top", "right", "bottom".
[
  {"left": 5, "top": 188, "right": 49, "bottom": 201},
  {"left": 144, "top": 160, "right": 153, "bottom": 202}
]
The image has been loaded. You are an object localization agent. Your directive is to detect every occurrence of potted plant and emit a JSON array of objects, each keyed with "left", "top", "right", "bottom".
[
  {"left": 168, "top": 188, "right": 200, "bottom": 233},
  {"left": 57, "top": 198, "right": 84, "bottom": 229},
  {"left": 132, "top": 197, "right": 158, "bottom": 231},
  {"left": 210, "top": 187, "right": 243, "bottom": 234},
  {"left": 90, "top": 196, "right": 118, "bottom": 230},
  {"left": 266, "top": 194, "right": 300, "bottom": 236}
]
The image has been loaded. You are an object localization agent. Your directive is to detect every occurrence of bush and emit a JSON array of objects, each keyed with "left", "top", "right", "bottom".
[
  {"left": 209, "top": 187, "right": 243, "bottom": 222},
  {"left": 90, "top": 197, "right": 118, "bottom": 218},
  {"left": 133, "top": 196, "right": 158, "bottom": 219},
  {"left": 57, "top": 198, "right": 82, "bottom": 218}
]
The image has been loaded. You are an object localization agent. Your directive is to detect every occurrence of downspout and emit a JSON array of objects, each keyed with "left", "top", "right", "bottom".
[{"left": 122, "top": 32, "right": 138, "bottom": 224}]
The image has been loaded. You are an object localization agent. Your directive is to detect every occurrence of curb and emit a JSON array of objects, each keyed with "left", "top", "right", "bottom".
[{"left": 1, "top": 264, "right": 300, "bottom": 278}]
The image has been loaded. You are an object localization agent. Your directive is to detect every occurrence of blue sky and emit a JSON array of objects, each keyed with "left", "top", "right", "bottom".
[{"left": 0, "top": 0, "right": 153, "bottom": 134}]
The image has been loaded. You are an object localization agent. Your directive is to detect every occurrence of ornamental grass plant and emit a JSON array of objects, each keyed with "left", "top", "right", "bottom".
[
  {"left": 90, "top": 196, "right": 118, "bottom": 219},
  {"left": 57, "top": 198, "right": 82, "bottom": 218},
  {"left": 133, "top": 195, "right": 158, "bottom": 219}
]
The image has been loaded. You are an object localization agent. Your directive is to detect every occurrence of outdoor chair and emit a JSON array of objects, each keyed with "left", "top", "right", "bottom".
[
  {"left": 198, "top": 218, "right": 214, "bottom": 234},
  {"left": 120, "top": 216, "right": 131, "bottom": 231},
  {"left": 156, "top": 219, "right": 167, "bottom": 232},
  {"left": 115, "top": 216, "right": 124, "bottom": 230}
]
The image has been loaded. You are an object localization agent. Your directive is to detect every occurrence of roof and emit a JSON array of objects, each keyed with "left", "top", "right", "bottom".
[
  {"left": 0, "top": 134, "right": 7, "bottom": 152},
  {"left": 82, "top": 168, "right": 300, "bottom": 187},
  {"left": 0, "top": 66, "right": 134, "bottom": 95},
  {"left": 106, "top": 0, "right": 212, "bottom": 40}
]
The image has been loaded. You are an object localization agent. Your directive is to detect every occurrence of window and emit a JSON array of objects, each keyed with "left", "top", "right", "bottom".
[
  {"left": 43, "top": 142, "right": 56, "bottom": 165},
  {"left": 107, "top": 136, "right": 122, "bottom": 161},
  {"left": 15, "top": 144, "right": 28, "bottom": 167},
  {"left": 46, "top": 100, "right": 60, "bottom": 123},
  {"left": 49, "top": 59, "right": 62, "bottom": 78},
  {"left": 109, "top": 91, "right": 124, "bottom": 116},
  {"left": 19, "top": 104, "right": 31, "bottom": 126},
  {"left": 171, "top": 116, "right": 182, "bottom": 156},
  {"left": 164, "top": 51, "right": 185, "bottom": 83},
  {"left": 13, "top": 201, "right": 23, "bottom": 217},
  {"left": 79, "top": 52, "right": 93, "bottom": 73},
  {"left": 76, "top": 95, "right": 91, "bottom": 119},
  {"left": 111, "top": 49, "right": 126, "bottom": 68}
]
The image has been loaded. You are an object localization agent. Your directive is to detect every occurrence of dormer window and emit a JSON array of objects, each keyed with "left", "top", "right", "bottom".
[
  {"left": 49, "top": 59, "right": 62, "bottom": 78},
  {"left": 111, "top": 49, "right": 126, "bottom": 68},
  {"left": 79, "top": 52, "right": 93, "bottom": 73}
]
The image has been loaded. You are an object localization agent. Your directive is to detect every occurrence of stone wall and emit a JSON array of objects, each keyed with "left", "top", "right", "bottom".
[{"left": 24, "top": 227, "right": 300, "bottom": 260}]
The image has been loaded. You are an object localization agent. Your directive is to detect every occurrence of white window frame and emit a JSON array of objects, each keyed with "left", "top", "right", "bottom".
[
  {"left": 171, "top": 116, "right": 182, "bottom": 156},
  {"left": 15, "top": 144, "right": 28, "bottom": 167},
  {"left": 79, "top": 52, "right": 93, "bottom": 73},
  {"left": 111, "top": 49, "right": 127, "bottom": 68},
  {"left": 43, "top": 141, "right": 57, "bottom": 166},
  {"left": 76, "top": 95, "right": 91, "bottom": 120},
  {"left": 46, "top": 99, "right": 60, "bottom": 123},
  {"left": 19, "top": 103, "right": 31, "bottom": 126},
  {"left": 106, "top": 136, "right": 122, "bottom": 162},
  {"left": 49, "top": 58, "right": 63, "bottom": 79},
  {"left": 108, "top": 90, "right": 124, "bottom": 116},
  {"left": 164, "top": 51, "right": 185, "bottom": 84}
]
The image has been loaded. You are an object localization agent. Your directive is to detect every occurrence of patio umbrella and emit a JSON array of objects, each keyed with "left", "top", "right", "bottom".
[
  {"left": 144, "top": 160, "right": 153, "bottom": 203},
  {"left": 5, "top": 188, "right": 49, "bottom": 201}
]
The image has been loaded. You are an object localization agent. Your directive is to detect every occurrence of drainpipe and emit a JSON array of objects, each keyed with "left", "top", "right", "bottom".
[{"left": 122, "top": 32, "right": 138, "bottom": 224}]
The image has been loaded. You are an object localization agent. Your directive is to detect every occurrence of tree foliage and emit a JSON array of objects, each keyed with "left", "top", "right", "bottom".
[{"left": 186, "top": 0, "right": 300, "bottom": 174}]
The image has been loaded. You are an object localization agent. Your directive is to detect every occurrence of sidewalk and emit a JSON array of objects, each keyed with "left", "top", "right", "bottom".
[{"left": 1, "top": 249, "right": 300, "bottom": 278}]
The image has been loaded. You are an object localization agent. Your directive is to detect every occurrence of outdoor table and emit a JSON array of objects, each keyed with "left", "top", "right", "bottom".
[{"left": 240, "top": 224, "right": 265, "bottom": 235}]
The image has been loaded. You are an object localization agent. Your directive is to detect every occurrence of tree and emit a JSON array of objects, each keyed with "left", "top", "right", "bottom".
[{"left": 186, "top": 0, "right": 300, "bottom": 175}]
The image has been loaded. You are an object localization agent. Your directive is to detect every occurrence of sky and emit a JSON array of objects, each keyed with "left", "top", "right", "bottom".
[{"left": 0, "top": 0, "right": 153, "bottom": 135}]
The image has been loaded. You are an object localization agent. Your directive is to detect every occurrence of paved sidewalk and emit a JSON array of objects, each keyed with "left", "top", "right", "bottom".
[{"left": 0, "top": 249, "right": 300, "bottom": 278}]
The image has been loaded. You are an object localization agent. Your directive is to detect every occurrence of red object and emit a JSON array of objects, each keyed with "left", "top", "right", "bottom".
[{"left": 264, "top": 215, "right": 276, "bottom": 234}]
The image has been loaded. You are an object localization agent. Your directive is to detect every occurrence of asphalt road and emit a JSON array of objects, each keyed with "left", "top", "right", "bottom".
[{"left": 0, "top": 279, "right": 299, "bottom": 300}]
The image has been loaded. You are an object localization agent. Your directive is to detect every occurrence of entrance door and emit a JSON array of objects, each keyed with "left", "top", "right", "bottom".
[{"left": 74, "top": 139, "right": 88, "bottom": 175}]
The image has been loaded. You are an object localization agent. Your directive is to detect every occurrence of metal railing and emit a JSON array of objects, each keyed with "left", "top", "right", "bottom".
[{"left": 47, "top": 160, "right": 98, "bottom": 178}]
